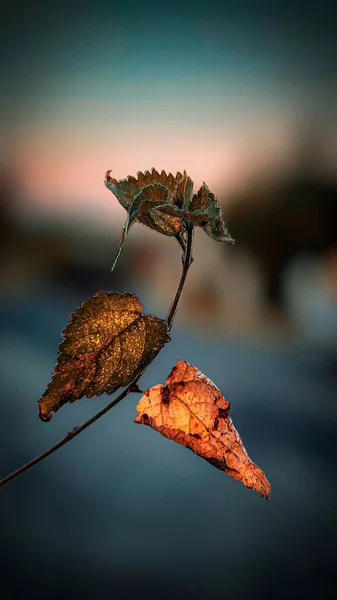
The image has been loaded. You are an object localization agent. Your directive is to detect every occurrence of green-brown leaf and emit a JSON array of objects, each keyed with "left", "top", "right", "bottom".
[
  {"left": 188, "top": 183, "right": 235, "bottom": 244},
  {"left": 38, "top": 291, "right": 170, "bottom": 421},
  {"left": 104, "top": 168, "right": 234, "bottom": 272}
]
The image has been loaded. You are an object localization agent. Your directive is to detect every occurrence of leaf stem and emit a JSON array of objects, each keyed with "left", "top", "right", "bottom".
[
  {"left": 0, "top": 224, "right": 195, "bottom": 487},
  {"left": 165, "top": 223, "right": 194, "bottom": 331}
]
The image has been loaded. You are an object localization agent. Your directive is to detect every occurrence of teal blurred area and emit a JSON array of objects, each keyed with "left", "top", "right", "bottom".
[{"left": 1, "top": 2, "right": 336, "bottom": 599}]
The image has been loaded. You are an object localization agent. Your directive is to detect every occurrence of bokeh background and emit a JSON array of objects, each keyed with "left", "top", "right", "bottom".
[{"left": 1, "top": 1, "right": 336, "bottom": 599}]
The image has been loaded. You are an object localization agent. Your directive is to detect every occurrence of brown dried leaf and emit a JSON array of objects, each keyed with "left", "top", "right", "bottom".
[
  {"left": 110, "top": 182, "right": 182, "bottom": 272},
  {"left": 189, "top": 183, "right": 235, "bottom": 244},
  {"left": 105, "top": 168, "right": 192, "bottom": 270},
  {"left": 38, "top": 291, "right": 170, "bottom": 422},
  {"left": 105, "top": 168, "right": 234, "bottom": 271},
  {"left": 135, "top": 360, "right": 270, "bottom": 499},
  {"left": 104, "top": 168, "right": 191, "bottom": 213}
]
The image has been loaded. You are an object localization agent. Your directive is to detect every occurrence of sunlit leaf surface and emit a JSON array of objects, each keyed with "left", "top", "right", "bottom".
[
  {"left": 135, "top": 360, "right": 270, "bottom": 499},
  {"left": 38, "top": 291, "right": 170, "bottom": 421}
]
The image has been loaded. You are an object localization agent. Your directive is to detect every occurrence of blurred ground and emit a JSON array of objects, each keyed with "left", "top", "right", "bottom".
[{"left": 1, "top": 149, "right": 336, "bottom": 600}]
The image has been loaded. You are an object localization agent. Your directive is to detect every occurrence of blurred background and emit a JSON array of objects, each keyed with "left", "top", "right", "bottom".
[{"left": 1, "top": 1, "right": 336, "bottom": 599}]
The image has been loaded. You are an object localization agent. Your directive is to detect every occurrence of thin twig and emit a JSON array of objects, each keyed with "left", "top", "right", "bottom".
[
  {"left": 0, "top": 377, "right": 141, "bottom": 487},
  {"left": 166, "top": 223, "right": 194, "bottom": 331},
  {"left": 0, "top": 224, "right": 195, "bottom": 487}
]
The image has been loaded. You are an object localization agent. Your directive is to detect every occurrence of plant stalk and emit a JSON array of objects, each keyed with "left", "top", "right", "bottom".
[
  {"left": 0, "top": 224, "right": 195, "bottom": 487},
  {"left": 166, "top": 223, "right": 194, "bottom": 331}
]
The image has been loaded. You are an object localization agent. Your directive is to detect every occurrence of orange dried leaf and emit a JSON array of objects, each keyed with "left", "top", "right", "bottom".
[
  {"left": 135, "top": 360, "right": 270, "bottom": 499},
  {"left": 38, "top": 291, "right": 170, "bottom": 422}
]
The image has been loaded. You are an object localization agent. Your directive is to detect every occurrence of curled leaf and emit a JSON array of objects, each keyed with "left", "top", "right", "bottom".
[
  {"left": 105, "top": 168, "right": 191, "bottom": 212},
  {"left": 110, "top": 182, "right": 186, "bottom": 272},
  {"left": 104, "top": 168, "right": 234, "bottom": 271},
  {"left": 38, "top": 291, "right": 170, "bottom": 421},
  {"left": 188, "top": 183, "right": 235, "bottom": 244},
  {"left": 135, "top": 360, "right": 270, "bottom": 499}
]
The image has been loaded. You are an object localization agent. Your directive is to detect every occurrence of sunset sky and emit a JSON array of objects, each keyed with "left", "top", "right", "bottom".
[{"left": 2, "top": 1, "right": 336, "bottom": 224}]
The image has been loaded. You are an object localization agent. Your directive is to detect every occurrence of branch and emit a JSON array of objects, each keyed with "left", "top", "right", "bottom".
[
  {"left": 166, "top": 223, "right": 194, "bottom": 331},
  {"left": 0, "top": 224, "right": 195, "bottom": 487},
  {"left": 0, "top": 376, "right": 142, "bottom": 487}
]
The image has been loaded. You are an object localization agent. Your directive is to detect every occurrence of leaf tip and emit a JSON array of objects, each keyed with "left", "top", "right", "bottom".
[
  {"left": 104, "top": 170, "right": 116, "bottom": 184},
  {"left": 38, "top": 403, "right": 52, "bottom": 422},
  {"left": 244, "top": 463, "right": 271, "bottom": 499},
  {"left": 261, "top": 480, "right": 271, "bottom": 501}
]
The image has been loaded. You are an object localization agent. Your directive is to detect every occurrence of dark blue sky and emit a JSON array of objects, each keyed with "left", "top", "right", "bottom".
[{"left": 2, "top": 0, "right": 336, "bottom": 107}]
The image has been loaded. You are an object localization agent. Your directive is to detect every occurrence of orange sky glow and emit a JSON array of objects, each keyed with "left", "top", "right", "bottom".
[{"left": 12, "top": 117, "right": 295, "bottom": 226}]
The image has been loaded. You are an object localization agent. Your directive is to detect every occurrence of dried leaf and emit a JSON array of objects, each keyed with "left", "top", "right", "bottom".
[
  {"left": 110, "top": 182, "right": 183, "bottom": 272},
  {"left": 189, "top": 183, "right": 235, "bottom": 244},
  {"left": 105, "top": 169, "right": 191, "bottom": 270},
  {"left": 38, "top": 291, "right": 170, "bottom": 422},
  {"left": 105, "top": 168, "right": 191, "bottom": 212},
  {"left": 104, "top": 168, "right": 234, "bottom": 271},
  {"left": 135, "top": 360, "right": 270, "bottom": 499}
]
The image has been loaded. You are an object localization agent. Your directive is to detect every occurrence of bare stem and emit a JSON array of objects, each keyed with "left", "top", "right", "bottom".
[
  {"left": 166, "top": 223, "right": 194, "bottom": 331},
  {"left": 0, "top": 376, "right": 141, "bottom": 487},
  {"left": 0, "top": 224, "right": 195, "bottom": 488}
]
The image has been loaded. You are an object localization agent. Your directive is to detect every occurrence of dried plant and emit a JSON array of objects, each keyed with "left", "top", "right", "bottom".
[{"left": 1, "top": 169, "right": 270, "bottom": 499}]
